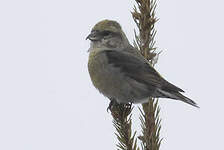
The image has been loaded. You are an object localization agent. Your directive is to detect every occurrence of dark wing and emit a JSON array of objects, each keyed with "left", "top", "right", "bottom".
[{"left": 103, "top": 50, "right": 184, "bottom": 93}]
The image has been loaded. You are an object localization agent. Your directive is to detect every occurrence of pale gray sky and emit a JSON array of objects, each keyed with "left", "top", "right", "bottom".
[{"left": 0, "top": 0, "right": 223, "bottom": 150}]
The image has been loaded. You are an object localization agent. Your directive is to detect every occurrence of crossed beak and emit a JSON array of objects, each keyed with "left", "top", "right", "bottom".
[{"left": 86, "top": 31, "right": 100, "bottom": 41}]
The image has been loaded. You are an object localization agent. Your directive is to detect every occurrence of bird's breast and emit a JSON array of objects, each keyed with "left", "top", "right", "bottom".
[
  {"left": 88, "top": 51, "right": 110, "bottom": 93},
  {"left": 88, "top": 51, "right": 128, "bottom": 99}
]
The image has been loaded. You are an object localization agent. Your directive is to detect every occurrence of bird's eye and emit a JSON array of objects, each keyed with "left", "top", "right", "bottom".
[{"left": 102, "top": 31, "right": 111, "bottom": 36}]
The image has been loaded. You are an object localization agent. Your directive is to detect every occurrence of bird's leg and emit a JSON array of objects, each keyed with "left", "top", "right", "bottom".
[
  {"left": 107, "top": 98, "right": 133, "bottom": 112},
  {"left": 126, "top": 102, "right": 132, "bottom": 109},
  {"left": 107, "top": 98, "right": 117, "bottom": 112}
]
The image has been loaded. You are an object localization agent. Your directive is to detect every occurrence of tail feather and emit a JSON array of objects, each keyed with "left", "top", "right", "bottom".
[
  {"left": 156, "top": 89, "right": 199, "bottom": 108},
  {"left": 175, "top": 92, "right": 199, "bottom": 108}
]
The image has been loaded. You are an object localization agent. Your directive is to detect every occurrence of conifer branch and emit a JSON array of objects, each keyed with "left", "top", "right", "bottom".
[
  {"left": 132, "top": 0, "right": 162, "bottom": 150},
  {"left": 110, "top": 0, "right": 162, "bottom": 149},
  {"left": 110, "top": 102, "right": 139, "bottom": 150}
]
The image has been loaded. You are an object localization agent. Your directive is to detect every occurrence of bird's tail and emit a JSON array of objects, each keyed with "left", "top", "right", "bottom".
[{"left": 156, "top": 89, "right": 199, "bottom": 108}]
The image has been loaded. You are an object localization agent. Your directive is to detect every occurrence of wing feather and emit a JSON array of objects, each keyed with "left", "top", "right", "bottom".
[{"left": 102, "top": 50, "right": 184, "bottom": 93}]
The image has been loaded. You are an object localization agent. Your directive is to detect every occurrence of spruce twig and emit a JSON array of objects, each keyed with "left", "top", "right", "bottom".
[
  {"left": 110, "top": 102, "right": 139, "bottom": 150},
  {"left": 110, "top": 0, "right": 161, "bottom": 149},
  {"left": 132, "top": 0, "right": 162, "bottom": 150}
]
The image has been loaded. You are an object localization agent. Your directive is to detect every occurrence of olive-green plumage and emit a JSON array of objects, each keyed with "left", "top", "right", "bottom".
[
  {"left": 92, "top": 20, "right": 122, "bottom": 32},
  {"left": 87, "top": 20, "right": 198, "bottom": 107}
]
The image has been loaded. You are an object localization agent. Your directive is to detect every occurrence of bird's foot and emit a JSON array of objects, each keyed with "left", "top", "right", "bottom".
[
  {"left": 107, "top": 99, "right": 117, "bottom": 112},
  {"left": 107, "top": 99, "right": 132, "bottom": 113},
  {"left": 126, "top": 102, "right": 132, "bottom": 109}
]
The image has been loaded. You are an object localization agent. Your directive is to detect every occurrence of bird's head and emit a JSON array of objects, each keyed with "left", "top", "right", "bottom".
[{"left": 86, "top": 20, "right": 130, "bottom": 51}]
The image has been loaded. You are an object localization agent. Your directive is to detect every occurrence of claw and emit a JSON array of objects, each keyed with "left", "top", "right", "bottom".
[
  {"left": 107, "top": 99, "right": 115, "bottom": 112},
  {"left": 107, "top": 98, "right": 117, "bottom": 112},
  {"left": 127, "top": 102, "right": 132, "bottom": 109}
]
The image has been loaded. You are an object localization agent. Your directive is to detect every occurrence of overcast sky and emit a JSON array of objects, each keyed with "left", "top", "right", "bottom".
[{"left": 0, "top": 0, "right": 223, "bottom": 150}]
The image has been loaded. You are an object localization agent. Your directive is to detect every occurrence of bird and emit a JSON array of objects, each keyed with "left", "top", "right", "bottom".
[{"left": 86, "top": 19, "right": 198, "bottom": 108}]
